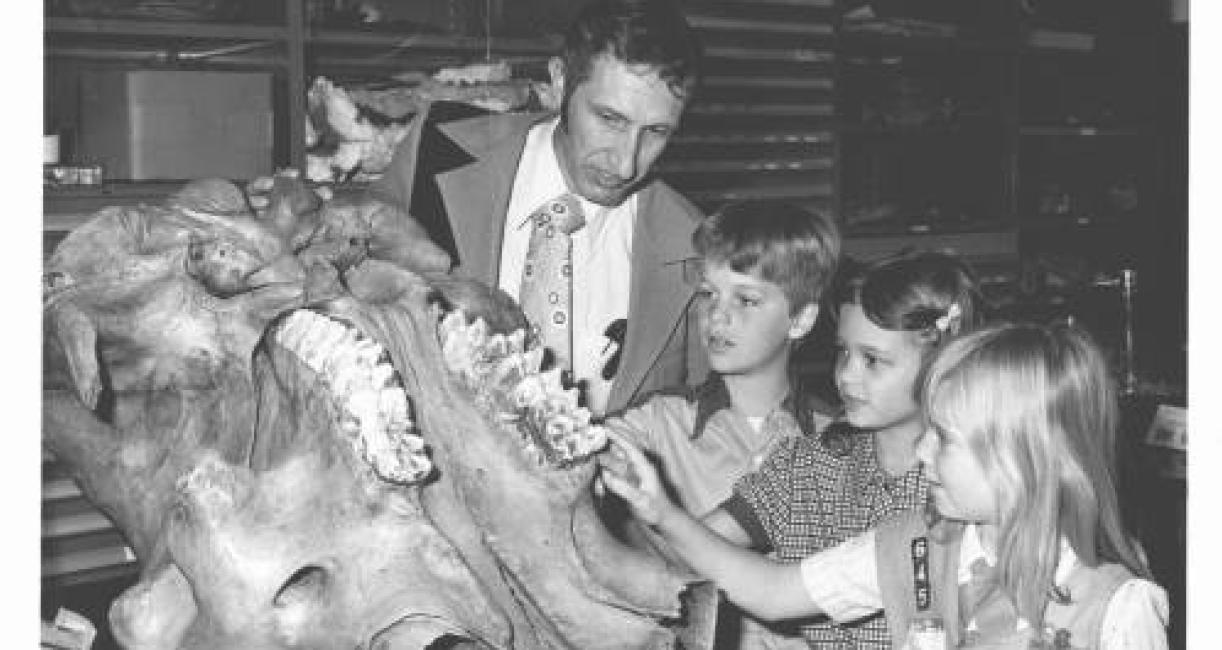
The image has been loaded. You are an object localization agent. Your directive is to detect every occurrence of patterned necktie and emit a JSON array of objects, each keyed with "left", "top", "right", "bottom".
[{"left": 519, "top": 194, "right": 585, "bottom": 372}]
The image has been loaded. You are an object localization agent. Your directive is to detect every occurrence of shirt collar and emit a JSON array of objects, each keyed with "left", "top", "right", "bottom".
[
  {"left": 512, "top": 117, "right": 626, "bottom": 235},
  {"left": 512, "top": 117, "right": 567, "bottom": 230},
  {"left": 691, "top": 373, "right": 804, "bottom": 439}
]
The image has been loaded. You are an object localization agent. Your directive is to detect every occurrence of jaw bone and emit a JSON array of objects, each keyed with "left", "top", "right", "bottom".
[{"left": 271, "top": 309, "right": 430, "bottom": 484}]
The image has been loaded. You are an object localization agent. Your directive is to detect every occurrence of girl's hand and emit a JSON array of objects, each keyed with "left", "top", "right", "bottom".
[{"left": 597, "top": 430, "right": 677, "bottom": 527}]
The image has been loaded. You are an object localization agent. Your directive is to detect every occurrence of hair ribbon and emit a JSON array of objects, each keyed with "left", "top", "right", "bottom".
[{"left": 934, "top": 303, "right": 962, "bottom": 333}]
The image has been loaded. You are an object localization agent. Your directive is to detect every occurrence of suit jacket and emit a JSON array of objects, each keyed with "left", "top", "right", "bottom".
[{"left": 372, "top": 102, "right": 709, "bottom": 413}]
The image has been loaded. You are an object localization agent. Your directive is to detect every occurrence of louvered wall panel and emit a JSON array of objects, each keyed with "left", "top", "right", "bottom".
[
  {"left": 661, "top": 0, "right": 838, "bottom": 217},
  {"left": 42, "top": 462, "right": 138, "bottom": 587}
]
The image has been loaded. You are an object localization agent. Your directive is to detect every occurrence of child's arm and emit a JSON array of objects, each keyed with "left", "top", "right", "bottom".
[
  {"left": 700, "top": 507, "right": 753, "bottom": 547},
  {"left": 600, "top": 431, "right": 826, "bottom": 621}
]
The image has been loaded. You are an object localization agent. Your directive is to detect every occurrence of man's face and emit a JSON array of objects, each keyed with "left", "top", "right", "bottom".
[{"left": 552, "top": 53, "right": 687, "bottom": 207}]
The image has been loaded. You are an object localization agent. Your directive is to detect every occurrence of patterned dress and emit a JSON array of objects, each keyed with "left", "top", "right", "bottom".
[{"left": 723, "top": 424, "right": 930, "bottom": 649}]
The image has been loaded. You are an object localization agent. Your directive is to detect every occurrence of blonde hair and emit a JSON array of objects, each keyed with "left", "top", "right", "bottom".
[{"left": 920, "top": 322, "right": 1151, "bottom": 627}]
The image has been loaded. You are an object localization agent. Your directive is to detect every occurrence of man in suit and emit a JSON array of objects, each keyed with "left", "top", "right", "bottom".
[{"left": 372, "top": 0, "right": 708, "bottom": 416}]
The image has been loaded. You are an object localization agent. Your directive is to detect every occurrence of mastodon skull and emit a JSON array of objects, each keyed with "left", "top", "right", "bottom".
[{"left": 43, "top": 174, "right": 712, "bottom": 650}]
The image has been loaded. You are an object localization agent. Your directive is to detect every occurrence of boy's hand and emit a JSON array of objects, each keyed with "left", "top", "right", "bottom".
[{"left": 597, "top": 430, "right": 676, "bottom": 527}]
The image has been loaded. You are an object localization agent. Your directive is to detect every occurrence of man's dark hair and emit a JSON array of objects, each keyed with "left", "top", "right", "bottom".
[{"left": 560, "top": 0, "right": 702, "bottom": 101}]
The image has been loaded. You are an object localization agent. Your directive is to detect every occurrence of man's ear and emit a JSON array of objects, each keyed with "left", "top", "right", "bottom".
[
  {"left": 789, "top": 303, "right": 819, "bottom": 340},
  {"left": 548, "top": 56, "right": 567, "bottom": 98}
]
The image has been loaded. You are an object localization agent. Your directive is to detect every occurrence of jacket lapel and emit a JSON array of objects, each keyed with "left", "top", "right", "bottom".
[
  {"left": 609, "top": 184, "right": 700, "bottom": 408},
  {"left": 434, "top": 112, "right": 546, "bottom": 285},
  {"left": 431, "top": 114, "right": 700, "bottom": 405}
]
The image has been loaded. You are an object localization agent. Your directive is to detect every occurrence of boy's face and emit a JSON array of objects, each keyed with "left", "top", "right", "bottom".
[
  {"left": 916, "top": 420, "right": 997, "bottom": 524},
  {"left": 551, "top": 53, "right": 686, "bottom": 207},
  {"left": 695, "top": 262, "right": 812, "bottom": 378},
  {"left": 833, "top": 303, "right": 924, "bottom": 435}
]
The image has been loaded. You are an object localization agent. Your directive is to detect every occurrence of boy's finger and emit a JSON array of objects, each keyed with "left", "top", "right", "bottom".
[
  {"left": 602, "top": 473, "right": 649, "bottom": 515},
  {"left": 599, "top": 469, "right": 631, "bottom": 499},
  {"left": 605, "top": 429, "right": 647, "bottom": 463},
  {"left": 598, "top": 453, "right": 627, "bottom": 479}
]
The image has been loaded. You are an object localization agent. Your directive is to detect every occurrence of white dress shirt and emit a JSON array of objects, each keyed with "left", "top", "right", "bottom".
[{"left": 498, "top": 118, "right": 634, "bottom": 414}]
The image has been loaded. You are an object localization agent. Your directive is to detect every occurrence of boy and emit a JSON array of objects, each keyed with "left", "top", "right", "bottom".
[
  {"left": 600, "top": 199, "right": 839, "bottom": 648},
  {"left": 602, "top": 199, "right": 839, "bottom": 521}
]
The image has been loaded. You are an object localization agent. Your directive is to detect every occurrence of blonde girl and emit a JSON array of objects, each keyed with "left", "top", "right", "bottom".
[{"left": 602, "top": 322, "right": 1168, "bottom": 649}]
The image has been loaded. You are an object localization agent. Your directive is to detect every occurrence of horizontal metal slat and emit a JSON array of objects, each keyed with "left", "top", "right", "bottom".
[
  {"left": 46, "top": 16, "right": 288, "bottom": 41},
  {"left": 671, "top": 130, "right": 834, "bottom": 145},
  {"left": 43, "top": 478, "right": 83, "bottom": 502},
  {"left": 684, "top": 183, "right": 835, "bottom": 202},
  {"left": 701, "top": 75, "right": 833, "bottom": 90},
  {"left": 307, "top": 30, "right": 560, "bottom": 55},
  {"left": 688, "top": 103, "right": 834, "bottom": 117},
  {"left": 687, "top": 14, "right": 834, "bottom": 37},
  {"left": 658, "top": 157, "right": 833, "bottom": 174},
  {"left": 42, "top": 545, "right": 137, "bottom": 580},
  {"left": 704, "top": 45, "right": 834, "bottom": 63},
  {"left": 43, "top": 511, "right": 116, "bottom": 539},
  {"left": 843, "top": 230, "right": 1018, "bottom": 261},
  {"left": 687, "top": 0, "right": 834, "bottom": 8}
]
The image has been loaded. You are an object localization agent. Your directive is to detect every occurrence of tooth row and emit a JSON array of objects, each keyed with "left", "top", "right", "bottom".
[
  {"left": 438, "top": 310, "right": 606, "bottom": 467},
  {"left": 274, "top": 309, "right": 431, "bottom": 484}
]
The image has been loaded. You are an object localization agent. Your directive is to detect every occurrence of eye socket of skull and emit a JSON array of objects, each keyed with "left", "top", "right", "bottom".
[{"left": 274, "top": 563, "right": 331, "bottom": 608}]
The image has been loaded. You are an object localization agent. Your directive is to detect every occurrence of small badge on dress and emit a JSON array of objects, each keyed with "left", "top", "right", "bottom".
[
  {"left": 911, "top": 537, "right": 932, "bottom": 611},
  {"left": 904, "top": 537, "right": 947, "bottom": 649}
]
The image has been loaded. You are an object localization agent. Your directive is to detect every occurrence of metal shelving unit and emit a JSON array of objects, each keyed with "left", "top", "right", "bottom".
[{"left": 660, "top": 0, "right": 839, "bottom": 219}]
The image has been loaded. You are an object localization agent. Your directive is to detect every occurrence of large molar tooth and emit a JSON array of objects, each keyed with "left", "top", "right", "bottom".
[
  {"left": 398, "top": 450, "right": 432, "bottom": 482},
  {"left": 294, "top": 315, "right": 339, "bottom": 369},
  {"left": 319, "top": 326, "right": 361, "bottom": 376},
  {"left": 329, "top": 340, "right": 384, "bottom": 399},
  {"left": 350, "top": 336, "right": 382, "bottom": 367},
  {"left": 346, "top": 389, "right": 379, "bottom": 422},
  {"left": 338, "top": 414, "right": 360, "bottom": 437},
  {"left": 274, "top": 310, "right": 314, "bottom": 352},
  {"left": 327, "top": 357, "right": 364, "bottom": 403},
  {"left": 299, "top": 319, "right": 348, "bottom": 372},
  {"left": 504, "top": 328, "right": 526, "bottom": 354},
  {"left": 438, "top": 309, "right": 468, "bottom": 340},
  {"left": 313, "top": 319, "right": 352, "bottom": 360},
  {"left": 466, "top": 318, "right": 490, "bottom": 350},
  {"left": 378, "top": 386, "right": 410, "bottom": 428},
  {"left": 392, "top": 427, "right": 425, "bottom": 453},
  {"left": 272, "top": 307, "right": 434, "bottom": 485},
  {"left": 368, "top": 359, "right": 395, "bottom": 388}
]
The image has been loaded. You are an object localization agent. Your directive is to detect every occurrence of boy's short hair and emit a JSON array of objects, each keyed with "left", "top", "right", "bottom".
[
  {"left": 692, "top": 199, "right": 841, "bottom": 312},
  {"left": 561, "top": 0, "right": 703, "bottom": 101}
]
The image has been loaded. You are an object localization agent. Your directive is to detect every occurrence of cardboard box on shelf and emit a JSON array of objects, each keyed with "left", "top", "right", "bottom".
[{"left": 77, "top": 70, "right": 273, "bottom": 181}]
